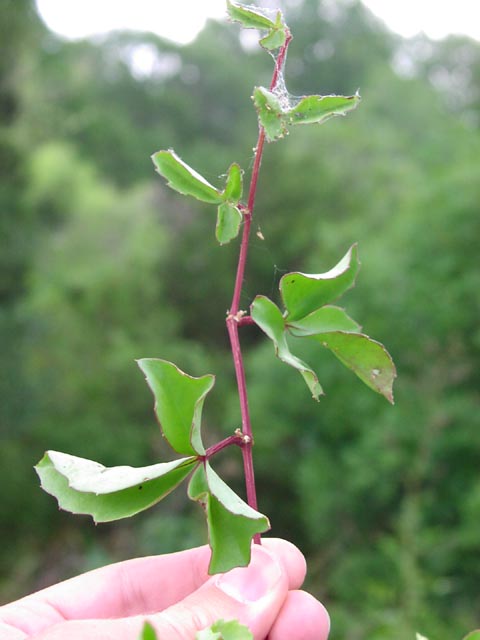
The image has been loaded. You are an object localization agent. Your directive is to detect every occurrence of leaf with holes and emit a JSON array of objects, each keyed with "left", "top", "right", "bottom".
[
  {"left": 138, "top": 359, "right": 214, "bottom": 456},
  {"left": 35, "top": 451, "right": 197, "bottom": 523}
]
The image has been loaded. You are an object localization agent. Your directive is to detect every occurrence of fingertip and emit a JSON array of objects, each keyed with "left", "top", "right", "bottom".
[
  {"left": 261, "top": 538, "right": 307, "bottom": 590},
  {"left": 268, "top": 590, "right": 330, "bottom": 640},
  {"left": 151, "top": 545, "right": 290, "bottom": 640}
]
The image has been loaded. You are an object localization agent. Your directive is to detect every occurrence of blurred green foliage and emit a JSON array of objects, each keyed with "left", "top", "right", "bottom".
[{"left": 0, "top": 0, "right": 479, "bottom": 638}]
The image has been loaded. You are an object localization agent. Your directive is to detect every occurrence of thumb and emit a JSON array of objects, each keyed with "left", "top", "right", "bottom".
[{"left": 151, "top": 545, "right": 288, "bottom": 640}]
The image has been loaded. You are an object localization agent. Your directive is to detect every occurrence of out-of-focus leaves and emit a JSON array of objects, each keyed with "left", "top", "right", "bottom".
[
  {"left": 139, "top": 621, "right": 157, "bottom": 640},
  {"left": 196, "top": 619, "right": 253, "bottom": 640}
]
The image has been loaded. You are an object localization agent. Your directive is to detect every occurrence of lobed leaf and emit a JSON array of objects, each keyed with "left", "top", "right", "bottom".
[
  {"left": 288, "top": 93, "right": 361, "bottom": 126},
  {"left": 251, "top": 295, "right": 323, "bottom": 400},
  {"left": 216, "top": 203, "right": 242, "bottom": 245},
  {"left": 287, "top": 305, "right": 361, "bottom": 337},
  {"left": 138, "top": 359, "right": 214, "bottom": 456},
  {"left": 280, "top": 244, "right": 359, "bottom": 321},
  {"left": 188, "top": 463, "right": 270, "bottom": 574},
  {"left": 35, "top": 451, "right": 197, "bottom": 523},
  {"left": 313, "top": 331, "right": 396, "bottom": 403},
  {"left": 152, "top": 150, "right": 223, "bottom": 204},
  {"left": 197, "top": 619, "right": 253, "bottom": 640}
]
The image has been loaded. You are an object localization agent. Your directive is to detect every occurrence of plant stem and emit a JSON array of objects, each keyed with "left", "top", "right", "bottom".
[
  {"left": 226, "top": 33, "right": 292, "bottom": 543},
  {"left": 229, "top": 30, "right": 292, "bottom": 317},
  {"left": 205, "top": 433, "right": 244, "bottom": 458}
]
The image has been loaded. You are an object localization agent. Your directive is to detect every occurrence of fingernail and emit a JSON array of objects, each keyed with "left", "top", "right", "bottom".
[{"left": 216, "top": 547, "right": 282, "bottom": 603}]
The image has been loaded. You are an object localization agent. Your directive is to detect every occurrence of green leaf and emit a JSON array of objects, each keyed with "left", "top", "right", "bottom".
[
  {"left": 253, "top": 86, "right": 360, "bottom": 141},
  {"left": 287, "top": 305, "right": 361, "bottom": 337},
  {"left": 280, "top": 244, "right": 360, "bottom": 321},
  {"left": 313, "top": 332, "right": 396, "bottom": 403},
  {"left": 188, "top": 463, "right": 270, "bottom": 574},
  {"left": 227, "top": 2, "right": 287, "bottom": 52},
  {"left": 152, "top": 150, "right": 223, "bottom": 204},
  {"left": 259, "top": 12, "right": 287, "bottom": 50},
  {"left": 252, "top": 87, "right": 288, "bottom": 142},
  {"left": 463, "top": 632, "right": 480, "bottom": 640},
  {"left": 259, "top": 27, "right": 287, "bottom": 51},
  {"left": 222, "top": 162, "right": 243, "bottom": 204},
  {"left": 226, "top": 0, "right": 276, "bottom": 31},
  {"left": 216, "top": 203, "right": 242, "bottom": 245},
  {"left": 288, "top": 93, "right": 361, "bottom": 126},
  {"left": 251, "top": 295, "right": 323, "bottom": 400},
  {"left": 140, "top": 622, "right": 158, "bottom": 640},
  {"left": 137, "top": 359, "right": 214, "bottom": 456},
  {"left": 197, "top": 619, "right": 253, "bottom": 640},
  {"left": 36, "top": 451, "right": 197, "bottom": 523}
]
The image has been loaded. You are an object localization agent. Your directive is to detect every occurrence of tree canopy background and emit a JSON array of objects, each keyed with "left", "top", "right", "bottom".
[{"left": 0, "top": 1, "right": 479, "bottom": 638}]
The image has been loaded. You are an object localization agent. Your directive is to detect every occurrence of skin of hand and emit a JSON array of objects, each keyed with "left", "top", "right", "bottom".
[{"left": 0, "top": 537, "right": 330, "bottom": 640}]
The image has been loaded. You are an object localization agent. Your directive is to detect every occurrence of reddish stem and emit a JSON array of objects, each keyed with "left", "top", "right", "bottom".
[
  {"left": 229, "top": 30, "right": 292, "bottom": 317},
  {"left": 226, "top": 32, "right": 292, "bottom": 545},
  {"left": 237, "top": 315, "right": 255, "bottom": 327},
  {"left": 205, "top": 433, "right": 243, "bottom": 458}
]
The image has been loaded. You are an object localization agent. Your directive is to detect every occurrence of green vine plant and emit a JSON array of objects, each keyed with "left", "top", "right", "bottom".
[{"left": 34, "top": 1, "right": 402, "bottom": 637}]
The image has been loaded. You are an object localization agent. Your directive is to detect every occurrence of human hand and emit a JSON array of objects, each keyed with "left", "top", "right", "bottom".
[{"left": 0, "top": 538, "right": 330, "bottom": 640}]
